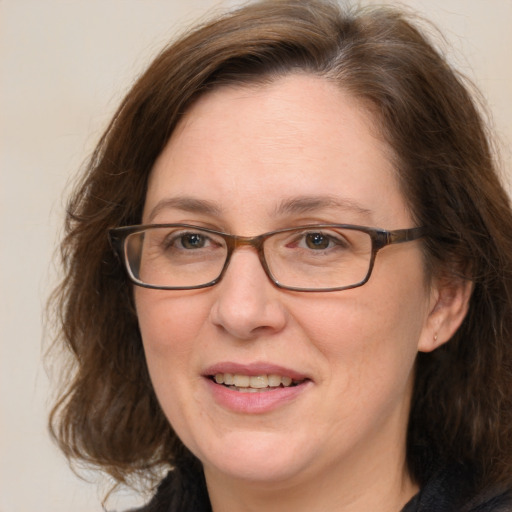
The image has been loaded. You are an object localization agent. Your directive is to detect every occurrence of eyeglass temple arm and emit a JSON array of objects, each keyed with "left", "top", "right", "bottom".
[{"left": 387, "top": 226, "right": 426, "bottom": 245}]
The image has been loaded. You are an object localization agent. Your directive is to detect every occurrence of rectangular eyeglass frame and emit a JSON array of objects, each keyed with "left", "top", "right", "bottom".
[{"left": 109, "top": 223, "right": 426, "bottom": 292}]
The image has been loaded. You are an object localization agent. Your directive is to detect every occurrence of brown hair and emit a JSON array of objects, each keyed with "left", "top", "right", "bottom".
[{"left": 49, "top": 0, "right": 512, "bottom": 492}]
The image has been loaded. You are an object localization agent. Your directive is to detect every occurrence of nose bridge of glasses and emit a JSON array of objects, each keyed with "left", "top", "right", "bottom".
[
  {"left": 223, "top": 234, "right": 270, "bottom": 278},
  {"left": 227, "top": 234, "right": 266, "bottom": 252}
]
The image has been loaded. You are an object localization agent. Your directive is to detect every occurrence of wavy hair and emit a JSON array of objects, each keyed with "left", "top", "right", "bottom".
[{"left": 49, "top": 0, "right": 512, "bottom": 492}]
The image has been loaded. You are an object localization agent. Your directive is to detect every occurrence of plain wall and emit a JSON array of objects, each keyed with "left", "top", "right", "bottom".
[{"left": 1, "top": 1, "right": 510, "bottom": 511}]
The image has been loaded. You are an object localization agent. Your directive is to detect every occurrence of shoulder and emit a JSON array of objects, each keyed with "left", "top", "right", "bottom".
[
  {"left": 127, "top": 465, "right": 211, "bottom": 512},
  {"left": 463, "top": 489, "right": 512, "bottom": 512},
  {"left": 403, "top": 464, "right": 512, "bottom": 512}
]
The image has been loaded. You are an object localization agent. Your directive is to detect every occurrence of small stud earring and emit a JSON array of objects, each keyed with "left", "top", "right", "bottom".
[{"left": 434, "top": 333, "right": 438, "bottom": 342}]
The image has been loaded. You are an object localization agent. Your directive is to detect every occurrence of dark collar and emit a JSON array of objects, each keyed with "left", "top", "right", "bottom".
[{"left": 401, "top": 464, "right": 512, "bottom": 512}]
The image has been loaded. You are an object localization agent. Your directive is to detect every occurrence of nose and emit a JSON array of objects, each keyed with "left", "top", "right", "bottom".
[{"left": 209, "top": 248, "right": 288, "bottom": 340}]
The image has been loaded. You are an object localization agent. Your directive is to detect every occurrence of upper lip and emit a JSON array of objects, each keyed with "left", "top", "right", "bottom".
[{"left": 203, "top": 362, "right": 310, "bottom": 381}]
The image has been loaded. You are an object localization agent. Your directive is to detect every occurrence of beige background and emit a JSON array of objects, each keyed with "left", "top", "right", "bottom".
[{"left": 1, "top": 1, "right": 511, "bottom": 511}]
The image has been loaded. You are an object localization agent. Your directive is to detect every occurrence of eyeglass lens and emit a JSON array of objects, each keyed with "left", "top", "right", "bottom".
[{"left": 123, "top": 225, "right": 373, "bottom": 290}]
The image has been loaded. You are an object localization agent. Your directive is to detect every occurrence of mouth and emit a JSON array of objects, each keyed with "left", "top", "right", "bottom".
[
  {"left": 204, "top": 364, "right": 311, "bottom": 412},
  {"left": 210, "top": 373, "right": 307, "bottom": 393}
]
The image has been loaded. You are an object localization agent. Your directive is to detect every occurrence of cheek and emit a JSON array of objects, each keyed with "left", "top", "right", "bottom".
[
  {"left": 301, "top": 289, "right": 426, "bottom": 354},
  {"left": 134, "top": 291, "right": 214, "bottom": 445},
  {"left": 297, "top": 265, "right": 430, "bottom": 393},
  {"left": 134, "top": 290, "right": 210, "bottom": 383}
]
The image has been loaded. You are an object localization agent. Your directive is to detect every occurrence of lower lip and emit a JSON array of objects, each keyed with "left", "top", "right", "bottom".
[{"left": 205, "top": 378, "right": 311, "bottom": 414}]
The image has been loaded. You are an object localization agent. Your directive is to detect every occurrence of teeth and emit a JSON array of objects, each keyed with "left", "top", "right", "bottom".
[
  {"left": 213, "top": 373, "right": 300, "bottom": 390},
  {"left": 281, "top": 376, "right": 292, "bottom": 387},
  {"left": 249, "top": 375, "right": 268, "bottom": 388},
  {"left": 268, "top": 374, "right": 282, "bottom": 387},
  {"left": 233, "top": 374, "right": 250, "bottom": 387}
]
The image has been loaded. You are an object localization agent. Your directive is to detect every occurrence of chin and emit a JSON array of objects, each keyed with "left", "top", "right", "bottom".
[{"left": 192, "top": 430, "right": 313, "bottom": 484}]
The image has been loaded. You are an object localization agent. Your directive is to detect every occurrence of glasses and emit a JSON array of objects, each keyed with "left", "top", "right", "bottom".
[{"left": 109, "top": 223, "right": 426, "bottom": 292}]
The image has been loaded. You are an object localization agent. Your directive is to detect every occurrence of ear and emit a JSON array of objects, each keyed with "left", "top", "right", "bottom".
[{"left": 418, "top": 276, "right": 473, "bottom": 353}]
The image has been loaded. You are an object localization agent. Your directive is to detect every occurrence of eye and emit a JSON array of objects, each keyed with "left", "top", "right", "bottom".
[
  {"left": 179, "top": 232, "right": 208, "bottom": 249},
  {"left": 160, "top": 229, "right": 219, "bottom": 252},
  {"left": 295, "top": 231, "right": 348, "bottom": 252},
  {"left": 280, "top": 229, "right": 350, "bottom": 253},
  {"left": 304, "top": 232, "right": 332, "bottom": 250}
]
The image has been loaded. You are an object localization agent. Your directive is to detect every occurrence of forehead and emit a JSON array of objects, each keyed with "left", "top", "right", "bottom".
[
  {"left": 144, "top": 74, "right": 410, "bottom": 230},
  {"left": 166, "top": 74, "right": 382, "bottom": 162}
]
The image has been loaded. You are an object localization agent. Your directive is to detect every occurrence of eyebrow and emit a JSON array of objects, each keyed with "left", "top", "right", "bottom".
[
  {"left": 146, "top": 194, "right": 374, "bottom": 223},
  {"left": 147, "top": 197, "right": 223, "bottom": 222},
  {"left": 274, "top": 195, "right": 374, "bottom": 218}
]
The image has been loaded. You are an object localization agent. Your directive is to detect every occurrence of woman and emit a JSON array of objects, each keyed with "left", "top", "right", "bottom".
[{"left": 49, "top": 1, "right": 512, "bottom": 511}]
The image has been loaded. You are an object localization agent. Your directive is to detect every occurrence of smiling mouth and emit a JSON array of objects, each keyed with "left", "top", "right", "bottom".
[{"left": 210, "top": 373, "right": 306, "bottom": 393}]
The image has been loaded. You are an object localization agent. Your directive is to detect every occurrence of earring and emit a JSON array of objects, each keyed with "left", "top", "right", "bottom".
[{"left": 434, "top": 333, "right": 438, "bottom": 342}]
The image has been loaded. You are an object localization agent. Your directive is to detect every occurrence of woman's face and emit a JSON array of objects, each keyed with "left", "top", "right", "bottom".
[{"left": 136, "top": 75, "right": 437, "bottom": 491}]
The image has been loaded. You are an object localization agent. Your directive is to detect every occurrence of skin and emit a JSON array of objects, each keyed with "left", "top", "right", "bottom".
[{"left": 135, "top": 74, "right": 470, "bottom": 512}]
